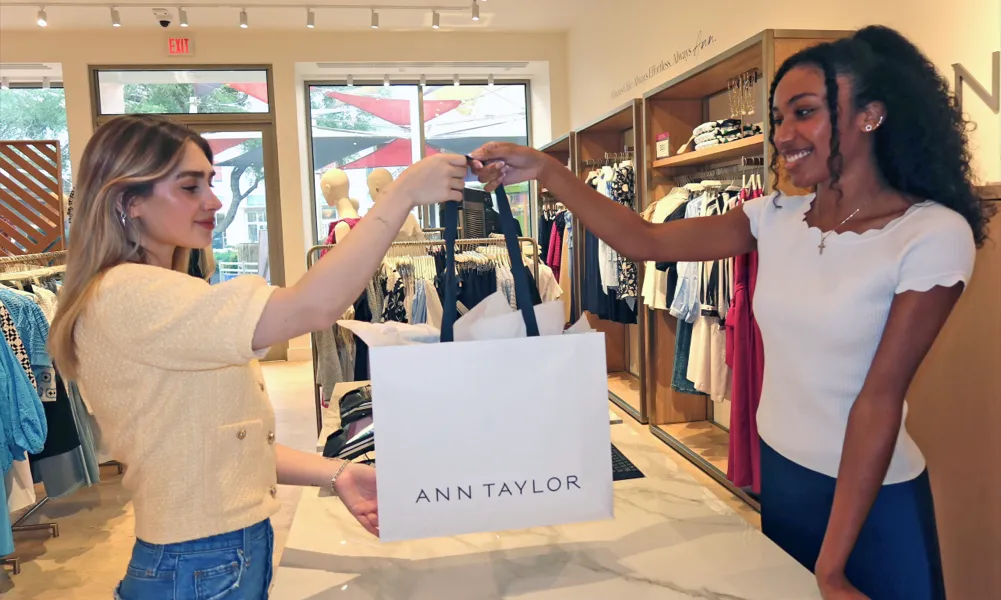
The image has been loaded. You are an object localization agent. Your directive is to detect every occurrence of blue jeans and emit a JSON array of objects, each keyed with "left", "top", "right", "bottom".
[{"left": 115, "top": 520, "right": 274, "bottom": 600}]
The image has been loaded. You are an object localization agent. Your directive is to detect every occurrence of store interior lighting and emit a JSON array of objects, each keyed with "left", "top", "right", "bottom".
[
  {"left": 453, "top": 74, "right": 460, "bottom": 86},
  {"left": 7, "top": 3, "right": 488, "bottom": 29},
  {"left": 346, "top": 74, "right": 354, "bottom": 87},
  {"left": 383, "top": 74, "right": 390, "bottom": 87},
  {"left": 1, "top": 78, "right": 9, "bottom": 90}
]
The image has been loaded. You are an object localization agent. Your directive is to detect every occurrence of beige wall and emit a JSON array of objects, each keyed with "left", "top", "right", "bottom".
[
  {"left": 0, "top": 29, "right": 570, "bottom": 358},
  {"left": 567, "top": 2, "right": 1000, "bottom": 597},
  {"left": 568, "top": 0, "right": 1000, "bottom": 182}
]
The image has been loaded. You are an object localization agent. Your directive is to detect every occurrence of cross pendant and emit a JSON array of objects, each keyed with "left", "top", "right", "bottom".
[{"left": 818, "top": 238, "right": 826, "bottom": 255}]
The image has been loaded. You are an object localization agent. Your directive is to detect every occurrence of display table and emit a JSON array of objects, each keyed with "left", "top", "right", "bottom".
[
  {"left": 318, "top": 381, "right": 622, "bottom": 452},
  {"left": 276, "top": 402, "right": 821, "bottom": 599}
]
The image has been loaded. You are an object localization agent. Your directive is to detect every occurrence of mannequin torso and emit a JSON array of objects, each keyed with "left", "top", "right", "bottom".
[{"left": 368, "top": 168, "right": 425, "bottom": 242}]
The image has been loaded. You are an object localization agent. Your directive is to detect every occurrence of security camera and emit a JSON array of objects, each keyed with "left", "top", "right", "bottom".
[{"left": 153, "top": 8, "right": 171, "bottom": 28}]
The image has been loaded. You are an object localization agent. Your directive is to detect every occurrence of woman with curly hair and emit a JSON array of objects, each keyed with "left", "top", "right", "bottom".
[{"left": 470, "top": 25, "right": 993, "bottom": 600}]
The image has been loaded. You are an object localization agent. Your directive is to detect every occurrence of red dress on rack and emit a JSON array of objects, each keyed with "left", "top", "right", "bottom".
[{"left": 725, "top": 189, "right": 765, "bottom": 493}]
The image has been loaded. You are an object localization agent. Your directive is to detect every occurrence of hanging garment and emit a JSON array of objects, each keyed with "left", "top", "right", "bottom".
[
  {"left": 611, "top": 165, "right": 639, "bottom": 305},
  {"left": 352, "top": 291, "right": 374, "bottom": 381},
  {"left": 381, "top": 276, "right": 408, "bottom": 324},
  {"left": 411, "top": 280, "right": 428, "bottom": 325},
  {"left": 423, "top": 279, "right": 444, "bottom": 330},
  {"left": 536, "top": 264, "right": 563, "bottom": 303},
  {"left": 5, "top": 452, "right": 35, "bottom": 513},
  {"left": 0, "top": 288, "right": 55, "bottom": 402},
  {"left": 1, "top": 302, "right": 37, "bottom": 390},
  {"left": 668, "top": 195, "right": 706, "bottom": 323},
  {"left": 538, "top": 213, "right": 554, "bottom": 262},
  {"left": 547, "top": 216, "right": 563, "bottom": 281},
  {"left": 0, "top": 333, "right": 46, "bottom": 474},
  {"left": 558, "top": 214, "right": 573, "bottom": 318},
  {"left": 686, "top": 314, "right": 731, "bottom": 402},
  {"left": 319, "top": 217, "right": 363, "bottom": 258},
  {"left": 671, "top": 319, "right": 700, "bottom": 395}
]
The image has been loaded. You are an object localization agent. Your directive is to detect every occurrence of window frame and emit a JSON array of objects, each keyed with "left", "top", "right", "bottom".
[
  {"left": 303, "top": 78, "right": 533, "bottom": 242},
  {"left": 90, "top": 64, "right": 276, "bottom": 125}
]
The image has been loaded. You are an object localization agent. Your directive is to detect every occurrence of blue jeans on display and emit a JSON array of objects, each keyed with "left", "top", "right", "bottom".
[
  {"left": 115, "top": 519, "right": 274, "bottom": 600},
  {"left": 760, "top": 442, "right": 946, "bottom": 600}
]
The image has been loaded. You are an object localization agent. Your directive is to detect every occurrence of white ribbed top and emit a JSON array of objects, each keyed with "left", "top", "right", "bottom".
[{"left": 743, "top": 193, "right": 976, "bottom": 483}]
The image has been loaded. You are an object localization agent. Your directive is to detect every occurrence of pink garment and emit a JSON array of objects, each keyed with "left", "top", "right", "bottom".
[
  {"left": 320, "top": 218, "right": 362, "bottom": 257},
  {"left": 547, "top": 221, "right": 562, "bottom": 281},
  {"left": 725, "top": 189, "right": 765, "bottom": 493}
]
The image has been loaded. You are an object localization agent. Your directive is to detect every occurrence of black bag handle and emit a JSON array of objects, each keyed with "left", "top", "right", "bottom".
[{"left": 440, "top": 184, "right": 540, "bottom": 342}]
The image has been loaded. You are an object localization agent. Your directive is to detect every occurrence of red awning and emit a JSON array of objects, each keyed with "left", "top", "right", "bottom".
[
  {"left": 325, "top": 91, "right": 461, "bottom": 127},
  {"left": 227, "top": 82, "right": 270, "bottom": 104},
  {"left": 337, "top": 139, "right": 446, "bottom": 170}
]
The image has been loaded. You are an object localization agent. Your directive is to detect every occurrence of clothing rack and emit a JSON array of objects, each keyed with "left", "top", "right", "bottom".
[
  {"left": 674, "top": 156, "right": 766, "bottom": 186},
  {"left": 1, "top": 256, "right": 66, "bottom": 575},
  {"left": 581, "top": 149, "right": 635, "bottom": 167},
  {"left": 306, "top": 236, "right": 541, "bottom": 435}
]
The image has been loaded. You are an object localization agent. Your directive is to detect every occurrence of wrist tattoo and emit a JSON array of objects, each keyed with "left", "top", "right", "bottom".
[{"left": 374, "top": 216, "right": 390, "bottom": 227}]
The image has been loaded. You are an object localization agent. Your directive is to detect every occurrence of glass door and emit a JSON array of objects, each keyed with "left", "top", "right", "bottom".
[{"left": 191, "top": 124, "right": 286, "bottom": 360}]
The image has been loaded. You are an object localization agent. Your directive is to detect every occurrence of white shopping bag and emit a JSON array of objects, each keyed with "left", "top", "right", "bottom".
[{"left": 370, "top": 184, "right": 614, "bottom": 542}]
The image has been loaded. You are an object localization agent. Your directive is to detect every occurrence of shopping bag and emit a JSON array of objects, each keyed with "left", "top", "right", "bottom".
[{"left": 371, "top": 185, "right": 613, "bottom": 542}]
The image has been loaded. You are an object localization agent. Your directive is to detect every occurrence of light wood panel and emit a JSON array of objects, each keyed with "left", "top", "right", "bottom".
[
  {"left": 649, "top": 310, "right": 708, "bottom": 424},
  {"left": 906, "top": 208, "right": 1001, "bottom": 600}
]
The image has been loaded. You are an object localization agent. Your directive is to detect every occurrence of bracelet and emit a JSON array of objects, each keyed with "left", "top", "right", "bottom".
[{"left": 329, "top": 460, "right": 350, "bottom": 496}]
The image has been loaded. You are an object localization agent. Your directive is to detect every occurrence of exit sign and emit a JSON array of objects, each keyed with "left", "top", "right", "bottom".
[{"left": 167, "top": 38, "right": 193, "bottom": 56}]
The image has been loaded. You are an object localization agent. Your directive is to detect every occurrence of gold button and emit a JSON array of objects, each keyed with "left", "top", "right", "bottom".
[
  {"left": 237, "top": 429, "right": 247, "bottom": 440},
  {"left": 259, "top": 382, "right": 265, "bottom": 392},
  {"left": 267, "top": 431, "right": 275, "bottom": 444},
  {"left": 269, "top": 486, "right": 277, "bottom": 497}
]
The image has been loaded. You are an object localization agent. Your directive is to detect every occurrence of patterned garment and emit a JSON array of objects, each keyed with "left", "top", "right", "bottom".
[
  {"left": 381, "top": 277, "right": 408, "bottom": 323},
  {"left": 611, "top": 165, "right": 640, "bottom": 301},
  {"left": 0, "top": 302, "right": 37, "bottom": 389}
]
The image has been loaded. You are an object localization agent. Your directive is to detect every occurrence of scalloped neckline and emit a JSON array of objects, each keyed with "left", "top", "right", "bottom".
[{"left": 799, "top": 193, "right": 929, "bottom": 242}]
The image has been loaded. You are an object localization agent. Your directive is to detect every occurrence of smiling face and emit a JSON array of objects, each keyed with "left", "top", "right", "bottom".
[
  {"left": 770, "top": 64, "right": 877, "bottom": 189},
  {"left": 127, "top": 140, "right": 222, "bottom": 263}
]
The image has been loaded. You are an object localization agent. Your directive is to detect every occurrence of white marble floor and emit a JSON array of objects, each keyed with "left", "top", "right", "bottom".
[{"left": 0, "top": 361, "right": 759, "bottom": 599}]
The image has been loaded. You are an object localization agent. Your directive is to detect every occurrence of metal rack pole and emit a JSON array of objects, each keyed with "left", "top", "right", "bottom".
[{"left": 306, "top": 237, "right": 541, "bottom": 436}]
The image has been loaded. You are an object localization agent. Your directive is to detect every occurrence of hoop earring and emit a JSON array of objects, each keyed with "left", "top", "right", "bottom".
[
  {"left": 119, "top": 211, "right": 127, "bottom": 227},
  {"left": 864, "top": 124, "right": 874, "bottom": 132}
]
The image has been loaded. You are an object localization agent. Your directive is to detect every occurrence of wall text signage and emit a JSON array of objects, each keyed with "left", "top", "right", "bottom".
[
  {"left": 953, "top": 51, "right": 999, "bottom": 114},
  {"left": 612, "top": 31, "right": 717, "bottom": 99}
]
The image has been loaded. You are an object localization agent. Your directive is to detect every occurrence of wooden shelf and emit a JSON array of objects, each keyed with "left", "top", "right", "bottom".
[{"left": 652, "top": 134, "right": 764, "bottom": 170}]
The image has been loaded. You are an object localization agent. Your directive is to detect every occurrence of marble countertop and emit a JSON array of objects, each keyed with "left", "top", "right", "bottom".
[{"left": 275, "top": 404, "right": 821, "bottom": 599}]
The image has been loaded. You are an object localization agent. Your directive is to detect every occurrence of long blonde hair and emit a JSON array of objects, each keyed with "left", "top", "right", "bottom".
[{"left": 49, "top": 114, "right": 216, "bottom": 379}]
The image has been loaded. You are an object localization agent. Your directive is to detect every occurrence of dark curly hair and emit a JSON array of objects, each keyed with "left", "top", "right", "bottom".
[{"left": 767, "top": 25, "right": 994, "bottom": 247}]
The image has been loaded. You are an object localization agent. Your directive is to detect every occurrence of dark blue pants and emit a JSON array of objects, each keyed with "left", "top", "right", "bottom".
[{"left": 760, "top": 442, "right": 946, "bottom": 600}]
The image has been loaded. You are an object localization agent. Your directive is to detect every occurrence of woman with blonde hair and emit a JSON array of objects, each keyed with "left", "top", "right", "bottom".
[{"left": 49, "top": 114, "right": 468, "bottom": 599}]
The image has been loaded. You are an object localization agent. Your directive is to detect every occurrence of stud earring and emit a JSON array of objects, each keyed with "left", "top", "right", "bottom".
[
  {"left": 864, "top": 124, "right": 874, "bottom": 132},
  {"left": 119, "top": 211, "right": 127, "bottom": 227}
]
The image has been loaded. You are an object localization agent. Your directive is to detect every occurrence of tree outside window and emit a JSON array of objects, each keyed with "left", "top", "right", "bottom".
[{"left": 0, "top": 86, "right": 73, "bottom": 198}]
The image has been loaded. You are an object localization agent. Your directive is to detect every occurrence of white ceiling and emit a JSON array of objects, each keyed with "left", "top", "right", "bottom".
[{"left": 0, "top": 0, "right": 587, "bottom": 31}]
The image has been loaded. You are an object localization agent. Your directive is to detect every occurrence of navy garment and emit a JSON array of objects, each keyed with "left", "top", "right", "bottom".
[
  {"left": 352, "top": 292, "right": 372, "bottom": 381},
  {"left": 581, "top": 229, "right": 636, "bottom": 324},
  {"left": 760, "top": 442, "right": 946, "bottom": 600},
  {"left": 456, "top": 264, "right": 497, "bottom": 310}
]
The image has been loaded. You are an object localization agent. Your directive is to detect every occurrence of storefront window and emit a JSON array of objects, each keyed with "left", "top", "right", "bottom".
[
  {"left": 95, "top": 69, "right": 270, "bottom": 115},
  {"left": 0, "top": 85, "right": 73, "bottom": 197},
  {"left": 422, "top": 83, "right": 530, "bottom": 233},
  {"left": 306, "top": 84, "right": 420, "bottom": 241},
  {"left": 306, "top": 81, "right": 531, "bottom": 241}
]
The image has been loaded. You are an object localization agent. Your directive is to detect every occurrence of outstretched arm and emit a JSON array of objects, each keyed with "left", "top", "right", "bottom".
[
  {"left": 470, "top": 143, "right": 755, "bottom": 264},
  {"left": 276, "top": 444, "right": 378, "bottom": 536}
]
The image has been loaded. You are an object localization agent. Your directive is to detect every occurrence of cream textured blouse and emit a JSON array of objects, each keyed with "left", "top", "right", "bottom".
[{"left": 75, "top": 263, "right": 280, "bottom": 544}]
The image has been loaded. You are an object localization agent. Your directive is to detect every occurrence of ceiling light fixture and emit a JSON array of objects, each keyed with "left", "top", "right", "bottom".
[
  {"left": 346, "top": 74, "right": 354, "bottom": 86},
  {"left": 42, "top": 77, "right": 50, "bottom": 90},
  {"left": 239, "top": 8, "right": 248, "bottom": 28},
  {"left": 370, "top": 9, "right": 379, "bottom": 28},
  {"left": 453, "top": 74, "right": 460, "bottom": 87},
  {"left": 179, "top": 7, "right": 188, "bottom": 27},
  {"left": 488, "top": 74, "right": 494, "bottom": 87},
  {"left": 383, "top": 74, "right": 390, "bottom": 87},
  {"left": 110, "top": 7, "right": 120, "bottom": 27},
  {"left": 420, "top": 74, "right": 426, "bottom": 87},
  {"left": 431, "top": 10, "right": 439, "bottom": 29},
  {"left": 471, "top": 1, "right": 479, "bottom": 21},
  {"left": 306, "top": 8, "right": 315, "bottom": 28},
  {"left": 36, "top": 7, "right": 47, "bottom": 27},
  {"left": 1, "top": 78, "right": 9, "bottom": 90}
]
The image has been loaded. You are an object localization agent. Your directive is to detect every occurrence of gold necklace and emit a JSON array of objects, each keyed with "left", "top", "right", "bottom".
[{"left": 817, "top": 205, "right": 863, "bottom": 255}]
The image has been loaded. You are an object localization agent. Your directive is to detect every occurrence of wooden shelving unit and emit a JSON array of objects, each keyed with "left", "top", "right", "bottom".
[
  {"left": 639, "top": 29, "right": 851, "bottom": 508},
  {"left": 536, "top": 132, "right": 576, "bottom": 322},
  {"left": 571, "top": 99, "right": 650, "bottom": 425},
  {"left": 652, "top": 134, "right": 764, "bottom": 170}
]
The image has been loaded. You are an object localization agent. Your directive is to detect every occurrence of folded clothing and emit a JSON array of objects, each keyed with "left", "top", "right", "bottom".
[
  {"left": 695, "top": 139, "right": 721, "bottom": 151},
  {"left": 323, "top": 423, "right": 375, "bottom": 461},
  {"left": 339, "top": 386, "right": 372, "bottom": 426}
]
